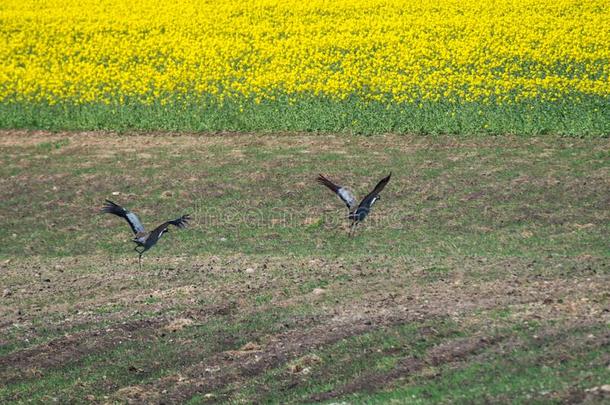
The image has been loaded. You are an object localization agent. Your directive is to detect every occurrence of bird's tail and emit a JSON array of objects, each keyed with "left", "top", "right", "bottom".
[
  {"left": 316, "top": 174, "right": 339, "bottom": 192},
  {"left": 169, "top": 214, "right": 190, "bottom": 228}
]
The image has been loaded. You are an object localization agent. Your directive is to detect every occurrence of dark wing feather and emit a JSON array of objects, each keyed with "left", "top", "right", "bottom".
[
  {"left": 357, "top": 173, "right": 392, "bottom": 208},
  {"left": 101, "top": 200, "right": 146, "bottom": 234},
  {"left": 148, "top": 214, "right": 190, "bottom": 243},
  {"left": 316, "top": 174, "right": 357, "bottom": 209},
  {"left": 168, "top": 214, "right": 190, "bottom": 229},
  {"left": 316, "top": 174, "right": 340, "bottom": 193}
]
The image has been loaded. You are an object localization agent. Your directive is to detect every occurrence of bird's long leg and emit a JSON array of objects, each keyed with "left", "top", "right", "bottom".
[
  {"left": 345, "top": 209, "right": 351, "bottom": 232},
  {"left": 349, "top": 221, "right": 358, "bottom": 237},
  {"left": 134, "top": 246, "right": 144, "bottom": 270}
]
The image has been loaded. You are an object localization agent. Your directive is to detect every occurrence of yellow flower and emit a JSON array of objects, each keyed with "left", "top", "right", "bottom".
[{"left": 0, "top": 0, "right": 608, "bottom": 105}]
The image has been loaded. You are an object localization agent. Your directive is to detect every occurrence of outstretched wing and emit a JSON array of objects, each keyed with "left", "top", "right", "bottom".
[
  {"left": 357, "top": 173, "right": 392, "bottom": 208},
  {"left": 168, "top": 214, "right": 190, "bottom": 229},
  {"left": 101, "top": 200, "right": 145, "bottom": 234},
  {"left": 148, "top": 214, "right": 190, "bottom": 244},
  {"left": 316, "top": 174, "right": 357, "bottom": 209}
]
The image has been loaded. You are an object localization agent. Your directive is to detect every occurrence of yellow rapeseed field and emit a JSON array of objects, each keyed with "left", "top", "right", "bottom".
[{"left": 0, "top": 0, "right": 608, "bottom": 105}]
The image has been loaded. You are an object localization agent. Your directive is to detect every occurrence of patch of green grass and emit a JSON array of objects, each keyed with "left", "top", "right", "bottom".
[
  {"left": 93, "top": 303, "right": 124, "bottom": 315},
  {"left": 1, "top": 134, "right": 608, "bottom": 259},
  {"left": 34, "top": 138, "right": 70, "bottom": 152},
  {"left": 143, "top": 296, "right": 162, "bottom": 305},
  {"left": 344, "top": 328, "right": 609, "bottom": 404},
  {"left": 226, "top": 319, "right": 461, "bottom": 403},
  {"left": 298, "top": 279, "right": 329, "bottom": 294},
  {"left": 0, "top": 338, "right": 180, "bottom": 403},
  {"left": 255, "top": 293, "right": 273, "bottom": 306},
  {"left": 0, "top": 95, "right": 609, "bottom": 136},
  {"left": 0, "top": 303, "right": 317, "bottom": 402}
]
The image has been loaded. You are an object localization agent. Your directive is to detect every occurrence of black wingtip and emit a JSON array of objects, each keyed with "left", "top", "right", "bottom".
[
  {"left": 102, "top": 199, "right": 118, "bottom": 207},
  {"left": 100, "top": 199, "right": 126, "bottom": 215},
  {"left": 170, "top": 214, "right": 191, "bottom": 229},
  {"left": 101, "top": 199, "right": 115, "bottom": 213},
  {"left": 316, "top": 174, "right": 340, "bottom": 192}
]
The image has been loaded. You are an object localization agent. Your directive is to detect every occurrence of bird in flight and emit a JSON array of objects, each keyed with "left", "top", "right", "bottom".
[
  {"left": 101, "top": 200, "right": 190, "bottom": 268},
  {"left": 317, "top": 173, "right": 391, "bottom": 236}
]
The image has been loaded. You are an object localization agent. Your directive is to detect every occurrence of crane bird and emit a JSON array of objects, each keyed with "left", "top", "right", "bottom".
[
  {"left": 101, "top": 200, "right": 190, "bottom": 268},
  {"left": 317, "top": 173, "right": 391, "bottom": 236}
]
